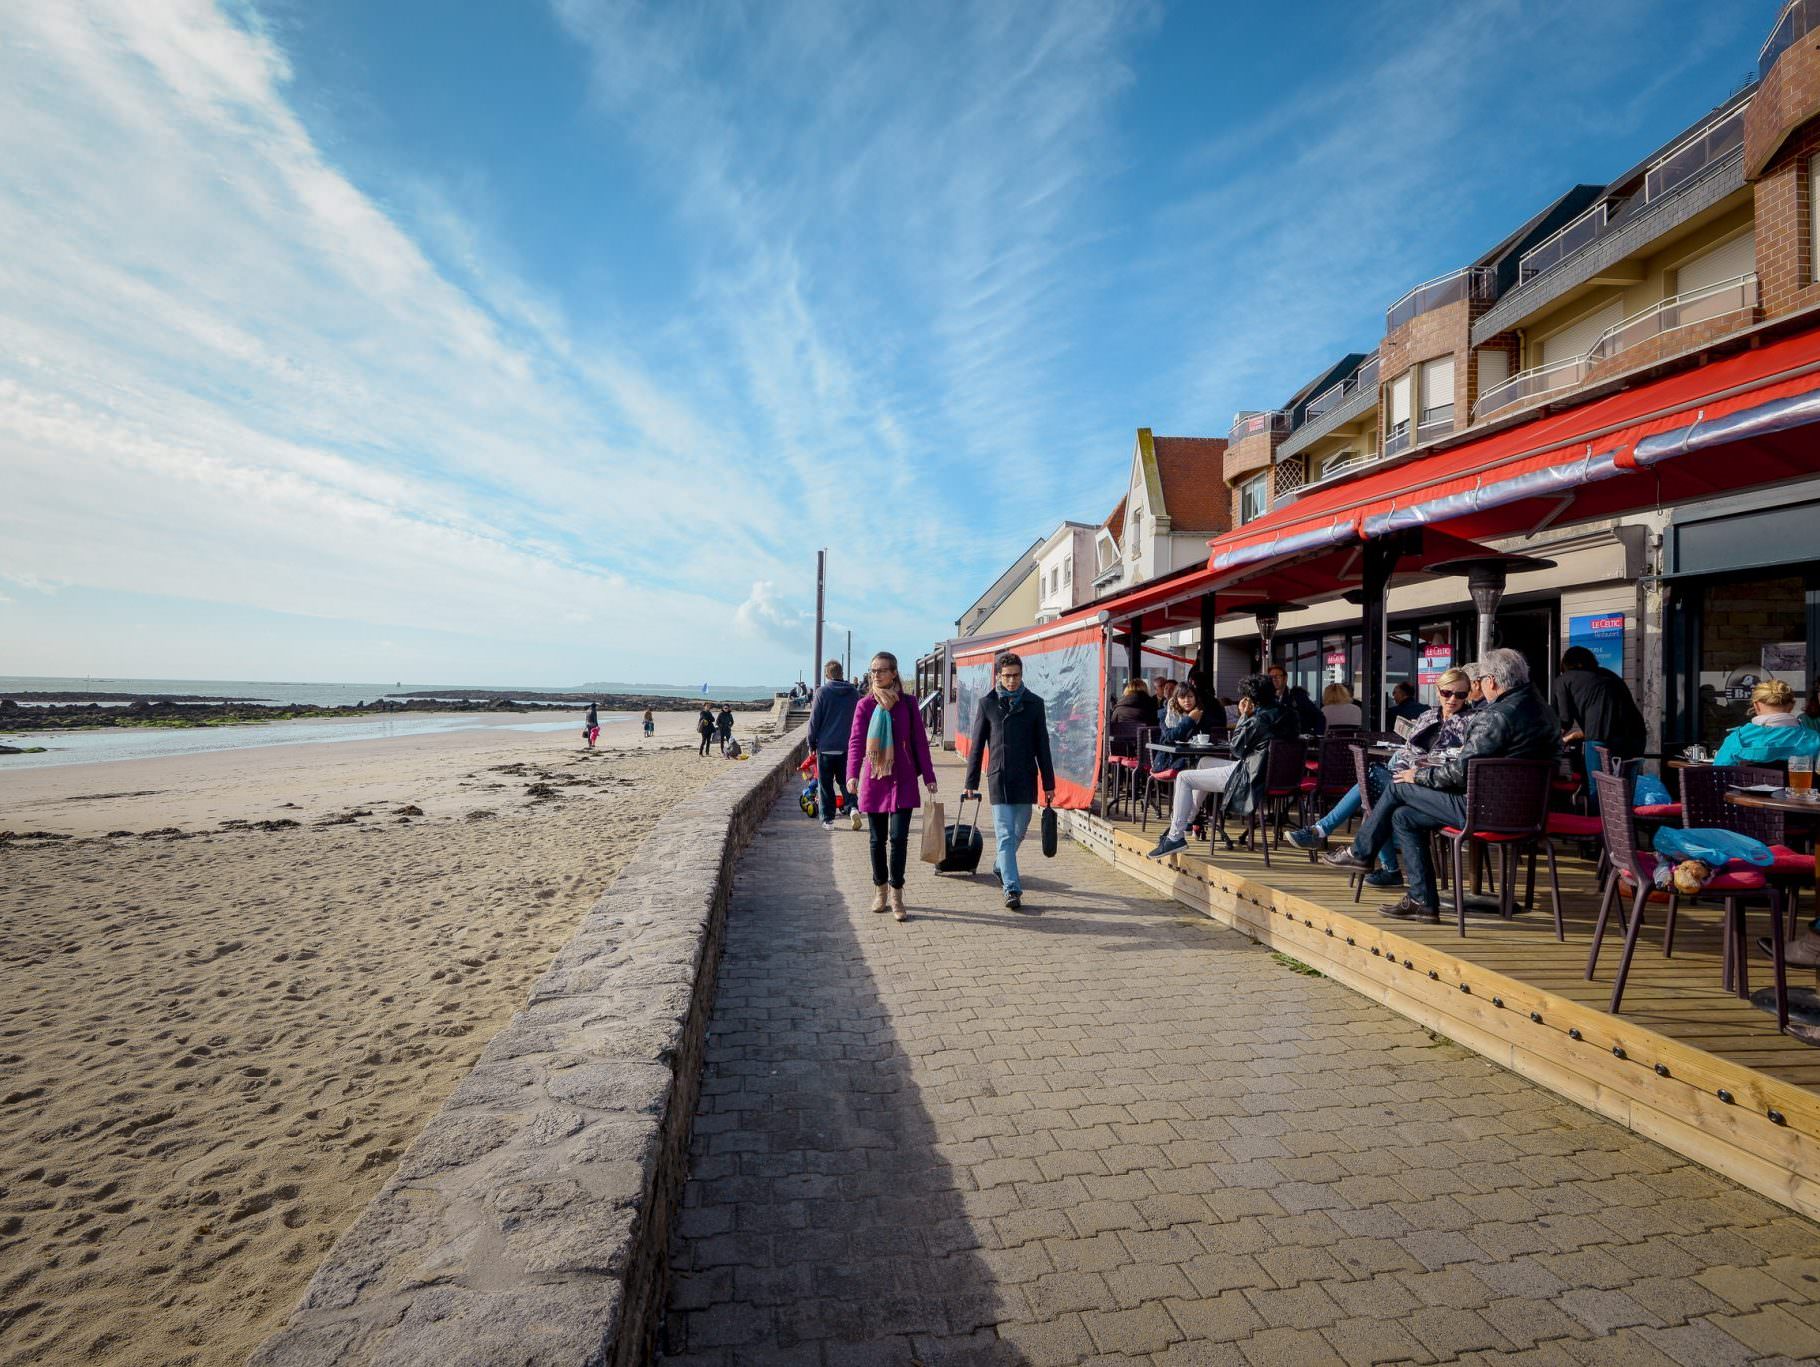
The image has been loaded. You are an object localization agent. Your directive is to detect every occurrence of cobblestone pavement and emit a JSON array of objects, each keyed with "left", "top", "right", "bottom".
[{"left": 659, "top": 758, "right": 1820, "bottom": 1366}]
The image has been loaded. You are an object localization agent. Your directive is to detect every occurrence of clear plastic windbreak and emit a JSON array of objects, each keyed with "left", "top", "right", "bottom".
[{"left": 955, "top": 626, "right": 1105, "bottom": 807}]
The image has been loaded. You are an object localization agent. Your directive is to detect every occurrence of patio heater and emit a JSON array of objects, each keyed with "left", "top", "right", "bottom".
[
  {"left": 1426, "top": 553, "right": 1556, "bottom": 666},
  {"left": 1249, "top": 603, "right": 1293, "bottom": 670}
]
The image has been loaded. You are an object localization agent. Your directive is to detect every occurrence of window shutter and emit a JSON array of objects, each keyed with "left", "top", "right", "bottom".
[
  {"left": 1540, "top": 299, "right": 1624, "bottom": 366},
  {"left": 1420, "top": 358, "right": 1454, "bottom": 415},
  {"left": 1476, "top": 347, "right": 1510, "bottom": 391},
  {"left": 1677, "top": 230, "right": 1755, "bottom": 295},
  {"left": 1388, "top": 373, "right": 1411, "bottom": 425}
]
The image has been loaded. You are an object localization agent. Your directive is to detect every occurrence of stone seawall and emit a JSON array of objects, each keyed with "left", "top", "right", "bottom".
[{"left": 251, "top": 727, "right": 810, "bottom": 1367}]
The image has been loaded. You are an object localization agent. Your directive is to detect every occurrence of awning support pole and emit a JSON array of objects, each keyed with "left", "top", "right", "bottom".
[
  {"left": 1197, "top": 593, "right": 1217, "bottom": 696},
  {"left": 1126, "top": 622, "right": 1144, "bottom": 688},
  {"left": 1361, "top": 538, "right": 1402, "bottom": 733}
]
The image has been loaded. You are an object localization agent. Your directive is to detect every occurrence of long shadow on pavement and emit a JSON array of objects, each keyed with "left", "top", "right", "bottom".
[{"left": 658, "top": 792, "right": 1025, "bottom": 1366}]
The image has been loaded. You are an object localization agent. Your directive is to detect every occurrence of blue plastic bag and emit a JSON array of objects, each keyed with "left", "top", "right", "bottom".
[
  {"left": 1653, "top": 827, "right": 1773, "bottom": 868},
  {"left": 1632, "top": 772, "right": 1674, "bottom": 806}
]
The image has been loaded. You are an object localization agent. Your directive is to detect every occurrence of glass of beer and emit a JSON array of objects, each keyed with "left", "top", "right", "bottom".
[{"left": 1789, "top": 754, "right": 1816, "bottom": 800}]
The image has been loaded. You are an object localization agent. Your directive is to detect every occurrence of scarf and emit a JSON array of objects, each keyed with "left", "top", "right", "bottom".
[
  {"left": 996, "top": 684, "right": 1025, "bottom": 713},
  {"left": 866, "top": 688, "right": 898, "bottom": 778}
]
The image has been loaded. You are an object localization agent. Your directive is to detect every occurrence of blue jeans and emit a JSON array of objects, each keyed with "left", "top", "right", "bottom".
[
  {"left": 1314, "top": 764, "right": 1398, "bottom": 872},
  {"left": 993, "top": 803, "right": 1034, "bottom": 895},
  {"left": 1350, "top": 782, "right": 1467, "bottom": 911}
]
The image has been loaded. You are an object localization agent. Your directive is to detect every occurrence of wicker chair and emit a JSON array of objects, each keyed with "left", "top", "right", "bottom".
[
  {"left": 1106, "top": 719, "right": 1145, "bottom": 821},
  {"left": 1138, "top": 726, "right": 1177, "bottom": 833},
  {"left": 1437, "top": 758, "right": 1564, "bottom": 939},
  {"left": 1587, "top": 770, "right": 1789, "bottom": 1027},
  {"left": 1677, "top": 763, "right": 1812, "bottom": 951},
  {"left": 1307, "top": 731, "right": 1358, "bottom": 826},
  {"left": 1227, "top": 738, "right": 1308, "bottom": 869}
]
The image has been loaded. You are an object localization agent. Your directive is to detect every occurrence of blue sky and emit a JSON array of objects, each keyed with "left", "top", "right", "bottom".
[{"left": 0, "top": 0, "right": 1763, "bottom": 686}]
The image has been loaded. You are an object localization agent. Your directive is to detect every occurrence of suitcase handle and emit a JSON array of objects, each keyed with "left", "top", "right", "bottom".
[{"left": 953, "top": 792, "right": 983, "bottom": 842}]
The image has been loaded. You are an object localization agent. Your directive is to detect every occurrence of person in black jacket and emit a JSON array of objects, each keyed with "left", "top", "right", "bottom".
[
  {"left": 1267, "top": 664, "right": 1325, "bottom": 735},
  {"left": 806, "top": 661, "right": 863, "bottom": 830},
  {"left": 1324, "top": 648, "right": 1561, "bottom": 922},
  {"left": 1147, "top": 674, "right": 1296, "bottom": 860},
  {"left": 962, "top": 652, "right": 1055, "bottom": 911},
  {"left": 697, "top": 705, "right": 716, "bottom": 757},
  {"left": 1552, "top": 646, "right": 1645, "bottom": 762}
]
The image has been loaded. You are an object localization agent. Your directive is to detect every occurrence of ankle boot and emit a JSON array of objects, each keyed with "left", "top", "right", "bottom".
[
  {"left": 889, "top": 886, "right": 908, "bottom": 921},
  {"left": 870, "top": 885, "right": 889, "bottom": 914}
]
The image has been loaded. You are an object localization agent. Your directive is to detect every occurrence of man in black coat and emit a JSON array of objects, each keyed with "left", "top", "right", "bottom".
[
  {"left": 1552, "top": 645, "right": 1645, "bottom": 761},
  {"left": 806, "top": 661, "right": 862, "bottom": 830},
  {"left": 962, "top": 651, "right": 1056, "bottom": 911},
  {"left": 1324, "top": 648, "right": 1560, "bottom": 923}
]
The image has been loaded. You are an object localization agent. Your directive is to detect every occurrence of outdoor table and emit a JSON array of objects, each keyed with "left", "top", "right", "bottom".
[
  {"left": 1723, "top": 790, "right": 1820, "bottom": 1041},
  {"left": 1724, "top": 789, "right": 1820, "bottom": 820},
  {"left": 1146, "top": 741, "right": 1230, "bottom": 765}
]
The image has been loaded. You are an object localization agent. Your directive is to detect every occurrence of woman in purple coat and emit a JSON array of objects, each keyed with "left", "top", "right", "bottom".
[{"left": 847, "top": 651, "right": 938, "bottom": 922}]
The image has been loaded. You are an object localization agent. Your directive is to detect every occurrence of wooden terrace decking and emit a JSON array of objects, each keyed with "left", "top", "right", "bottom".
[{"left": 1070, "top": 806, "right": 1820, "bottom": 1222}]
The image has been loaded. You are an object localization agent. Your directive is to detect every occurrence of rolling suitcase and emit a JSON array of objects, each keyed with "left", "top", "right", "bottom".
[{"left": 936, "top": 794, "right": 985, "bottom": 875}]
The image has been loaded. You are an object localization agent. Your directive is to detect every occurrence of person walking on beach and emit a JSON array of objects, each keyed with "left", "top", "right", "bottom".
[
  {"left": 583, "top": 702, "right": 600, "bottom": 750},
  {"left": 716, "top": 704, "right": 734, "bottom": 755},
  {"left": 642, "top": 708, "right": 655, "bottom": 738},
  {"left": 807, "top": 660, "right": 862, "bottom": 831},
  {"left": 848, "top": 651, "right": 937, "bottom": 922},
  {"left": 697, "top": 704, "right": 716, "bottom": 757},
  {"left": 963, "top": 652, "right": 1055, "bottom": 912}
]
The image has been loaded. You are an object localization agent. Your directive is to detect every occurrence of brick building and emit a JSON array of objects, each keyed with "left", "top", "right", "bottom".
[{"left": 1206, "top": 0, "right": 1820, "bottom": 748}]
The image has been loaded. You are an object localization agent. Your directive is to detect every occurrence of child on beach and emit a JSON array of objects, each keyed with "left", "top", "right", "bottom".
[
  {"left": 583, "top": 702, "right": 600, "bottom": 749},
  {"left": 642, "top": 709, "right": 655, "bottom": 738}
]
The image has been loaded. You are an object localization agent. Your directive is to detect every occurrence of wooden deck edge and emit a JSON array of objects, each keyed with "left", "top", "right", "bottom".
[{"left": 1064, "top": 812, "right": 1820, "bottom": 1223}]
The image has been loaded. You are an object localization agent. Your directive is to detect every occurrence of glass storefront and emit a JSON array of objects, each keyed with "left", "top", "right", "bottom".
[{"left": 1669, "top": 567, "right": 1818, "bottom": 747}]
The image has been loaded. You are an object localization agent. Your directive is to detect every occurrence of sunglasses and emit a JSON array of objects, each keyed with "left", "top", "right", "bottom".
[{"left": 1440, "top": 688, "right": 1471, "bottom": 699}]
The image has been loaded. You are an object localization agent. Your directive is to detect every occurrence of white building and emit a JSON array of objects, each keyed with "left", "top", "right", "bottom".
[{"left": 1033, "top": 521, "right": 1097, "bottom": 624}]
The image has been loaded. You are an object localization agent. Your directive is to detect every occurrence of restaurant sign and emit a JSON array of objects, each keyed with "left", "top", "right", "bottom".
[{"left": 1567, "top": 612, "right": 1625, "bottom": 673}]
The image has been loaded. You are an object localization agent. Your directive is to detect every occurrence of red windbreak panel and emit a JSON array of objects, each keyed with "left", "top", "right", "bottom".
[{"left": 954, "top": 624, "right": 1104, "bottom": 808}]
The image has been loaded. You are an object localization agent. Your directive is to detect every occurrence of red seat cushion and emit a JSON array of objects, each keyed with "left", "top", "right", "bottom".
[
  {"left": 1551, "top": 778, "right": 1582, "bottom": 792},
  {"left": 1546, "top": 813, "right": 1603, "bottom": 837},
  {"left": 1151, "top": 768, "right": 1180, "bottom": 782},
  {"left": 1769, "top": 844, "right": 1816, "bottom": 879},
  {"left": 1620, "top": 853, "right": 1767, "bottom": 892},
  {"left": 1441, "top": 827, "right": 1534, "bottom": 843},
  {"left": 1112, "top": 757, "right": 1139, "bottom": 769},
  {"left": 1633, "top": 802, "right": 1683, "bottom": 820},
  {"left": 1299, "top": 778, "right": 1318, "bottom": 792}
]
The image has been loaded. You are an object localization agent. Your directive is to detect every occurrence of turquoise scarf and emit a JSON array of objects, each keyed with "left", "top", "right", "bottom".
[{"left": 866, "top": 698, "right": 895, "bottom": 778}]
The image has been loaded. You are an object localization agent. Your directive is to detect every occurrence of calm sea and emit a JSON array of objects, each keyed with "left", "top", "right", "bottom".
[{"left": 0, "top": 674, "right": 777, "bottom": 771}]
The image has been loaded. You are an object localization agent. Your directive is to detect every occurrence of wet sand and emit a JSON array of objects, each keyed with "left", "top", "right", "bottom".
[{"left": 0, "top": 712, "right": 741, "bottom": 1365}]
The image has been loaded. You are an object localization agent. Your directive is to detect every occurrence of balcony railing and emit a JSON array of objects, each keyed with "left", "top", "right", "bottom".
[
  {"left": 1304, "top": 352, "right": 1381, "bottom": 422},
  {"left": 1473, "top": 356, "right": 1590, "bottom": 422},
  {"left": 1318, "top": 449, "right": 1379, "bottom": 482},
  {"left": 1645, "top": 101, "right": 1748, "bottom": 203},
  {"left": 1761, "top": 0, "right": 1820, "bottom": 78},
  {"left": 1385, "top": 266, "right": 1497, "bottom": 333},
  {"left": 1229, "top": 409, "right": 1291, "bottom": 441},
  {"left": 1518, "top": 201, "right": 1617, "bottom": 284},
  {"left": 1471, "top": 273, "right": 1759, "bottom": 423},
  {"left": 1383, "top": 421, "right": 1412, "bottom": 460},
  {"left": 1586, "top": 272, "right": 1759, "bottom": 363},
  {"left": 1416, "top": 411, "right": 1455, "bottom": 446}
]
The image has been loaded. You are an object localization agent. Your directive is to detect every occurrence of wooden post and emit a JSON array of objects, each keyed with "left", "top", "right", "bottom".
[{"left": 1197, "top": 592, "right": 1217, "bottom": 696}]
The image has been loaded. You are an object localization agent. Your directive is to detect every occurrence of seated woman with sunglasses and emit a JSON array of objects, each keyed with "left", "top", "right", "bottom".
[{"left": 1284, "top": 668, "right": 1474, "bottom": 886}]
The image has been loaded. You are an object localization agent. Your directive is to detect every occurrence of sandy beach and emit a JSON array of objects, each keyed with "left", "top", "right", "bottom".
[{"left": 0, "top": 711, "right": 748, "bottom": 1366}]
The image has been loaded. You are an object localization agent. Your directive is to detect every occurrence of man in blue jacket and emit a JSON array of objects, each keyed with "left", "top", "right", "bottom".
[{"left": 806, "top": 661, "right": 862, "bottom": 830}]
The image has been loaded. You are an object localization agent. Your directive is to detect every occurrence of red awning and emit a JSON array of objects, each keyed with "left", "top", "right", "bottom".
[{"left": 1210, "top": 323, "right": 1820, "bottom": 573}]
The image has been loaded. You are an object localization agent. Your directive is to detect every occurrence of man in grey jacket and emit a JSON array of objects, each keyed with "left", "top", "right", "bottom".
[
  {"left": 1322, "top": 648, "right": 1560, "bottom": 923},
  {"left": 806, "top": 661, "right": 862, "bottom": 830}
]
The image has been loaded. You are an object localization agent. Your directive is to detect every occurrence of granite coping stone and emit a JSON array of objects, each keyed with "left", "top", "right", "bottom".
[{"left": 251, "top": 726, "right": 809, "bottom": 1367}]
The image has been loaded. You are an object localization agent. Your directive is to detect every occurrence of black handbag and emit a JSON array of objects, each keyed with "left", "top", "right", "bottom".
[{"left": 1040, "top": 805, "right": 1057, "bottom": 857}]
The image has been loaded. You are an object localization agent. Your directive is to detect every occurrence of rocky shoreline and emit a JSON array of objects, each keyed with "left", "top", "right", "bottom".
[{"left": 0, "top": 693, "right": 773, "bottom": 734}]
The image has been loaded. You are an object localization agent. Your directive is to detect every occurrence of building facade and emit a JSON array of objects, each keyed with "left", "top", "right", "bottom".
[{"left": 1209, "top": 5, "right": 1820, "bottom": 749}]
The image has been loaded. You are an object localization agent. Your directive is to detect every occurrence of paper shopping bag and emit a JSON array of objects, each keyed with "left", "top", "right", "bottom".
[{"left": 919, "top": 801, "right": 947, "bottom": 863}]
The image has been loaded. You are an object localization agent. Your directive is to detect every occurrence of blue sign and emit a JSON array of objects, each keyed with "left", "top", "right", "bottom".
[{"left": 1568, "top": 612, "right": 1626, "bottom": 673}]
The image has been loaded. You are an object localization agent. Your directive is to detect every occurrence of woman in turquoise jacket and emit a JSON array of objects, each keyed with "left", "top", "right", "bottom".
[{"left": 1713, "top": 679, "right": 1820, "bottom": 766}]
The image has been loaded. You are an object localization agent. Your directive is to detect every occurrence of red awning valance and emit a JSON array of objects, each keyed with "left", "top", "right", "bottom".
[{"left": 1209, "top": 323, "right": 1820, "bottom": 573}]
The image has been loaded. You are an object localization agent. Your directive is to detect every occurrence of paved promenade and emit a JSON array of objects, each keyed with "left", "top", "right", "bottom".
[{"left": 659, "top": 756, "right": 1820, "bottom": 1366}]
